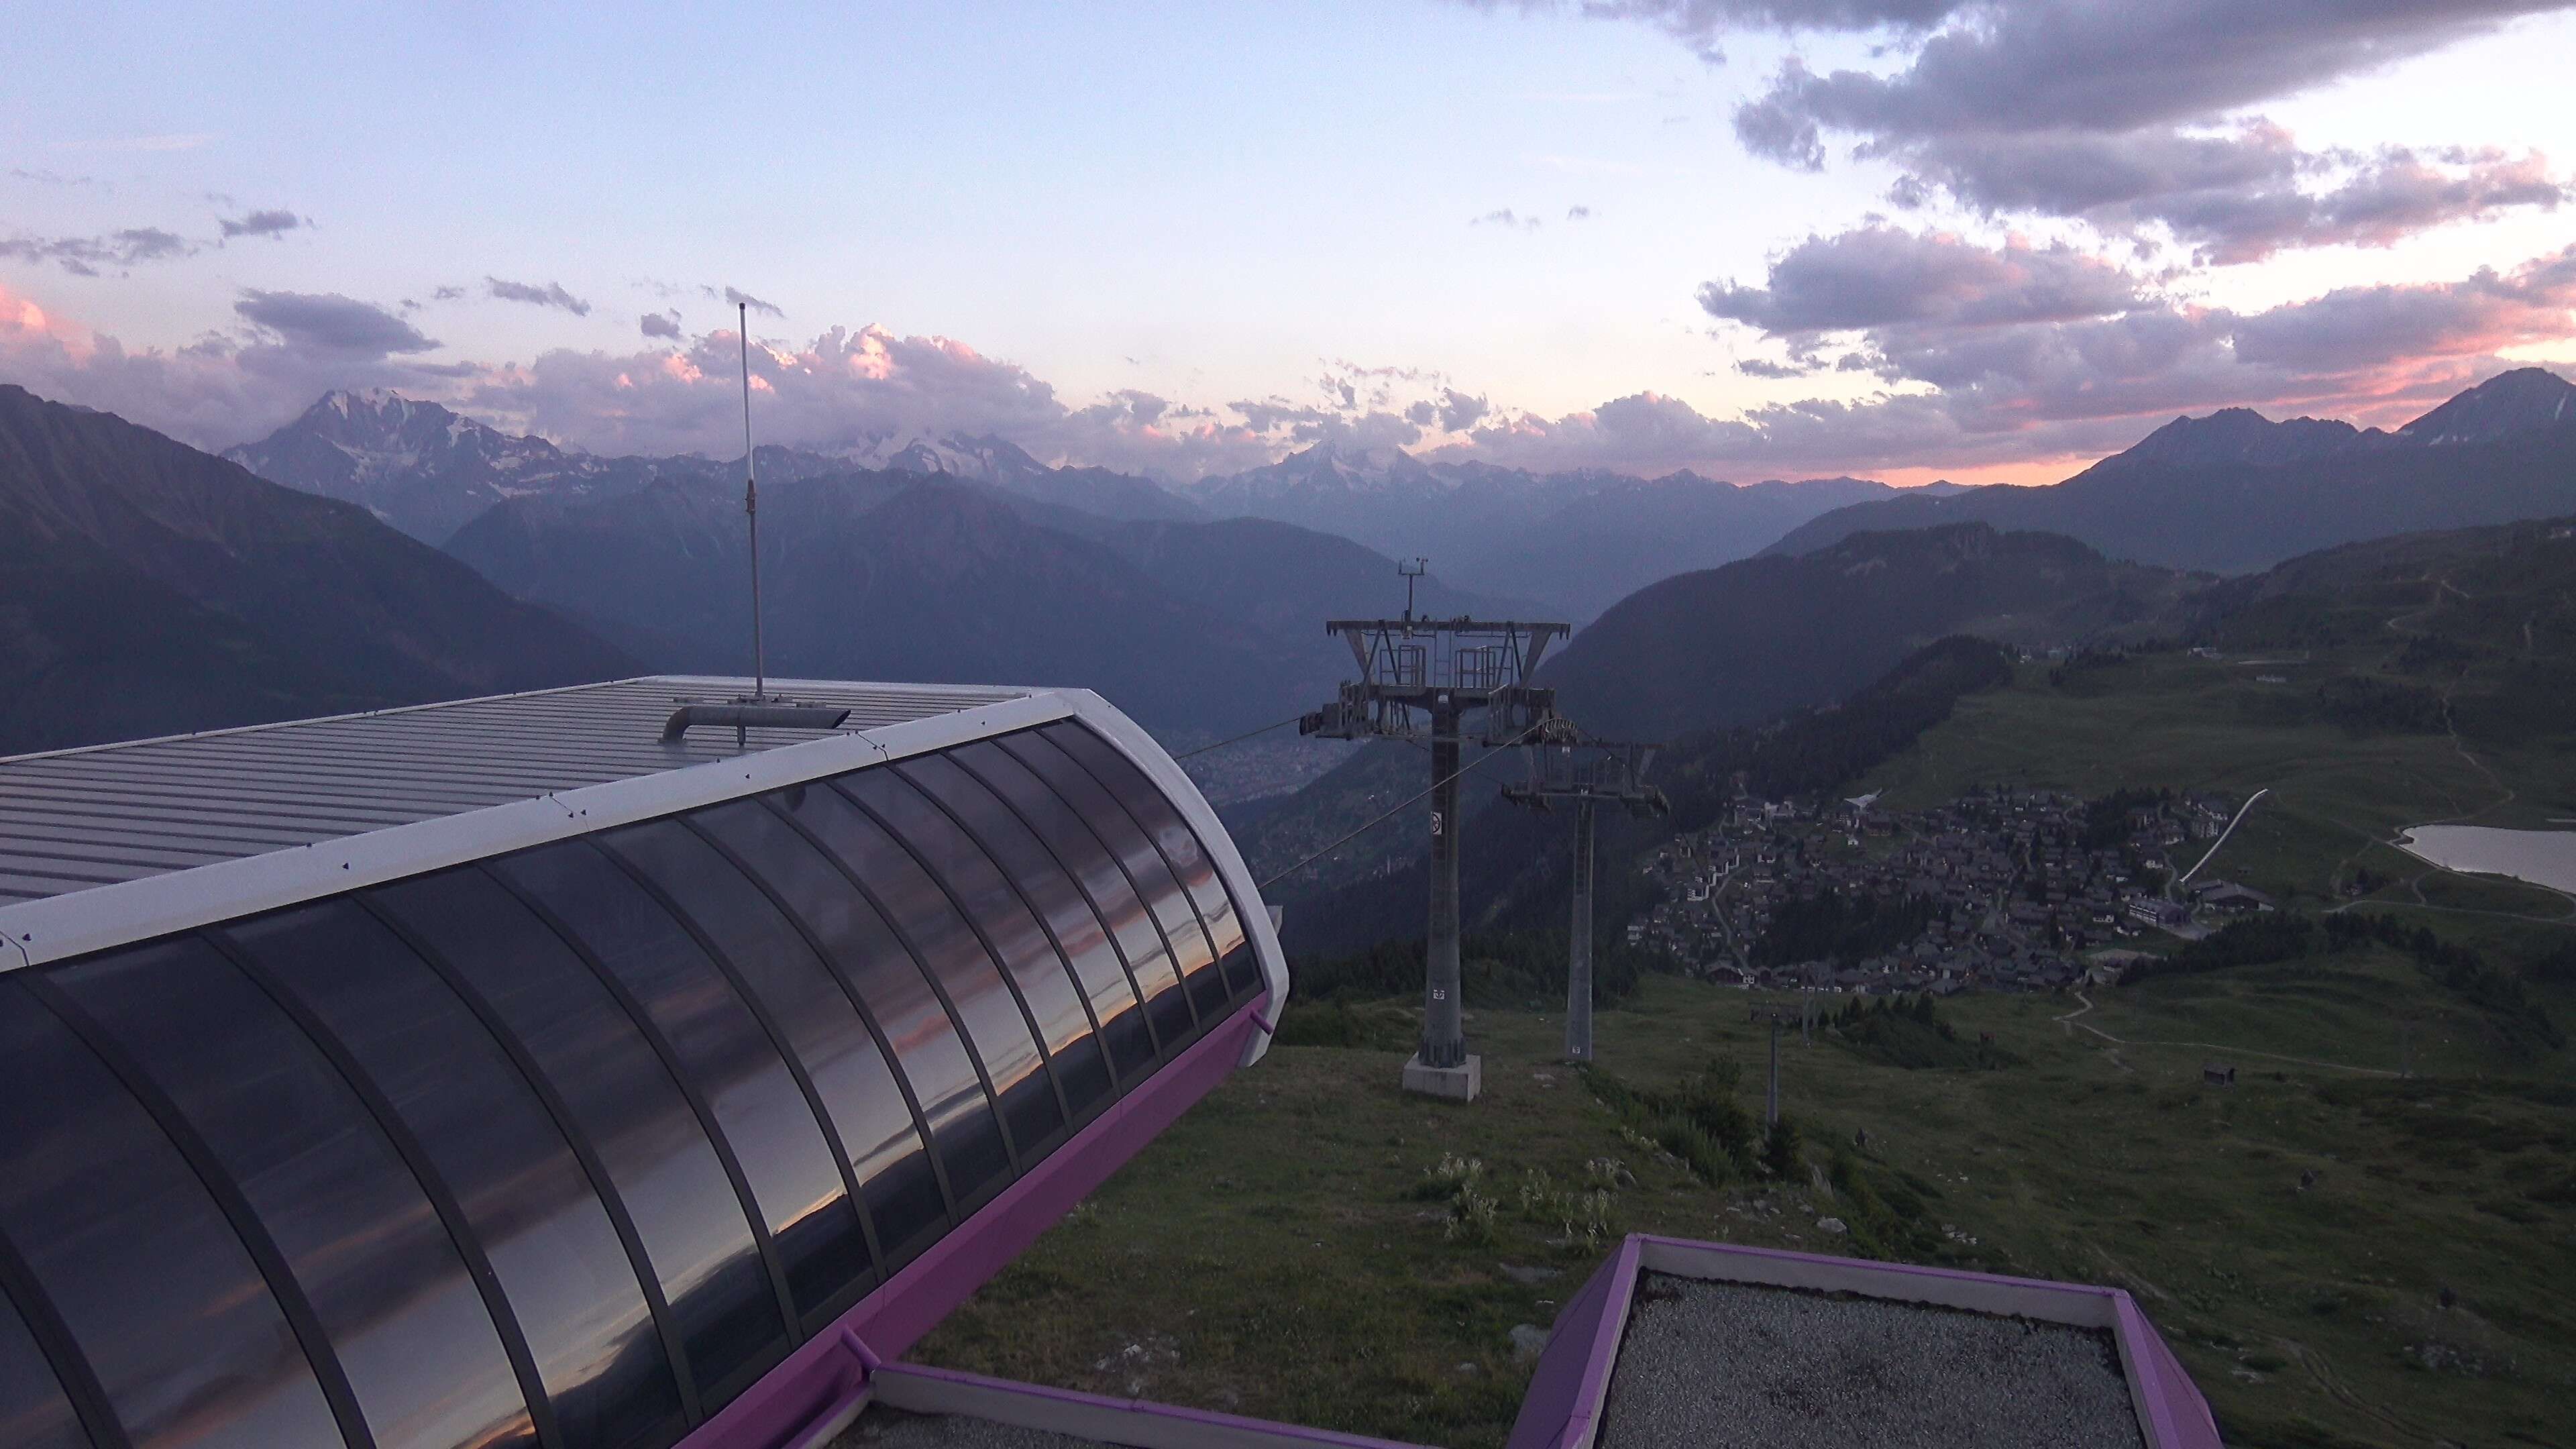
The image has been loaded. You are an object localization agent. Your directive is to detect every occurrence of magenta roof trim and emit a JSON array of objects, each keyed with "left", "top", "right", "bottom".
[
  {"left": 1506, "top": 1234, "right": 2219, "bottom": 1449},
  {"left": 678, "top": 996, "right": 1268, "bottom": 1449},
  {"left": 875, "top": 1362, "right": 1436, "bottom": 1449}
]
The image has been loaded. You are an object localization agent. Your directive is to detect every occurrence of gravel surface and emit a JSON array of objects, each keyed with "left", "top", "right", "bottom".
[
  {"left": 1597, "top": 1275, "right": 2146, "bottom": 1449},
  {"left": 829, "top": 1405, "right": 1121, "bottom": 1449}
]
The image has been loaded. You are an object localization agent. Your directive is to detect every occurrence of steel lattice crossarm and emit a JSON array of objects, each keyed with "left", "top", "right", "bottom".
[
  {"left": 1498, "top": 737, "right": 1671, "bottom": 816},
  {"left": 1299, "top": 616, "right": 1568, "bottom": 745}
]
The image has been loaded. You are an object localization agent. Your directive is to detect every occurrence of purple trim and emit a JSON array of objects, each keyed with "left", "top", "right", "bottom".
[
  {"left": 1503, "top": 1245, "right": 1629, "bottom": 1449},
  {"left": 1633, "top": 1233, "right": 2125, "bottom": 1302},
  {"left": 2115, "top": 1295, "right": 2221, "bottom": 1449},
  {"left": 877, "top": 1362, "right": 1432, "bottom": 1449},
  {"left": 680, "top": 995, "right": 1269, "bottom": 1449},
  {"left": 1506, "top": 1235, "right": 2219, "bottom": 1449},
  {"left": 1252, "top": 1010, "right": 1277, "bottom": 1036}
]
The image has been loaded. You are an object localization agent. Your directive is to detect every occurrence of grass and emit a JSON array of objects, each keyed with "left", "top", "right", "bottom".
[
  {"left": 914, "top": 640, "right": 2576, "bottom": 1449},
  {"left": 911, "top": 967, "right": 2576, "bottom": 1449}
]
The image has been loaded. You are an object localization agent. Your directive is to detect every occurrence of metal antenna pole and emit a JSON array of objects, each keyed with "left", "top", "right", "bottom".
[
  {"left": 1399, "top": 557, "right": 1426, "bottom": 624},
  {"left": 1566, "top": 796, "right": 1596, "bottom": 1063},
  {"left": 739, "top": 301, "right": 767, "bottom": 702}
]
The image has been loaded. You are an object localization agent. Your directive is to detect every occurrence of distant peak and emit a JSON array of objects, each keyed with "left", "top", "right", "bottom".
[{"left": 2400, "top": 366, "right": 2576, "bottom": 445}]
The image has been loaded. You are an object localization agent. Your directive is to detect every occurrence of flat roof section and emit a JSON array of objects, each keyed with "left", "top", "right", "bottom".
[
  {"left": 1599, "top": 1275, "right": 2143, "bottom": 1449},
  {"left": 834, "top": 1405, "right": 1114, "bottom": 1449},
  {"left": 0, "top": 676, "right": 1030, "bottom": 904}
]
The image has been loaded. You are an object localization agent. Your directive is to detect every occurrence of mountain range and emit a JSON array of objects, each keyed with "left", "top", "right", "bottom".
[
  {"left": 225, "top": 394, "right": 1925, "bottom": 620},
  {"left": 1540, "top": 521, "right": 2200, "bottom": 741},
  {"left": 444, "top": 465, "right": 1527, "bottom": 737},
  {"left": 1766, "top": 368, "right": 2576, "bottom": 574},
  {"left": 0, "top": 384, "right": 636, "bottom": 755}
]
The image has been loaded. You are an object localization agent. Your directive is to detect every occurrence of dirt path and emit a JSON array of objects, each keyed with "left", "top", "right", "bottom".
[{"left": 2055, "top": 993, "right": 2398, "bottom": 1077}]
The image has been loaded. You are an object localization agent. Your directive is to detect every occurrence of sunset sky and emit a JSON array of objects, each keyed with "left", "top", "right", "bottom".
[{"left": 5, "top": 1, "right": 2574, "bottom": 485}]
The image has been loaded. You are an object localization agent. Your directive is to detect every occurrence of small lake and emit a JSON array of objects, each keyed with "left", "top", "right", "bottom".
[{"left": 2396, "top": 825, "right": 2576, "bottom": 895}]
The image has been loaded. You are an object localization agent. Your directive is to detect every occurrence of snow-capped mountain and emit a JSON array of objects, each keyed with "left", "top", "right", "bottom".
[
  {"left": 223, "top": 390, "right": 718, "bottom": 543},
  {"left": 227, "top": 394, "right": 1205, "bottom": 541},
  {"left": 2397, "top": 366, "right": 2576, "bottom": 446},
  {"left": 846, "top": 431, "right": 1205, "bottom": 521}
]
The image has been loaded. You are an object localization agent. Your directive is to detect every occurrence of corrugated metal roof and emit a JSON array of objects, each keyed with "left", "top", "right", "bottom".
[{"left": 0, "top": 676, "right": 1033, "bottom": 906}]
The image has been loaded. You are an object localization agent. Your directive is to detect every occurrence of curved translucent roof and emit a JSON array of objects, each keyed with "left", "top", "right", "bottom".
[{"left": 0, "top": 708, "right": 1275, "bottom": 1449}]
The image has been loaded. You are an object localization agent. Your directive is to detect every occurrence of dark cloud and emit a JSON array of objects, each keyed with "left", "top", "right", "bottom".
[
  {"left": 486, "top": 277, "right": 593, "bottom": 315},
  {"left": 1471, "top": 208, "right": 1543, "bottom": 229},
  {"left": 1699, "top": 225, "right": 2148, "bottom": 337},
  {"left": 0, "top": 226, "right": 194, "bottom": 274},
  {"left": 218, "top": 209, "right": 302, "bottom": 239},
  {"left": 1733, "top": 1, "right": 2563, "bottom": 156},
  {"left": 1561, "top": 0, "right": 2576, "bottom": 258},
  {"left": 705, "top": 285, "right": 784, "bottom": 318},
  {"left": 1453, "top": 1, "right": 1962, "bottom": 65},
  {"left": 1735, "top": 357, "right": 1811, "bottom": 378},
  {"left": 2233, "top": 244, "right": 2576, "bottom": 369},
  {"left": 233, "top": 290, "right": 437, "bottom": 358},
  {"left": 639, "top": 311, "right": 683, "bottom": 339},
  {"left": 431, "top": 285, "right": 466, "bottom": 301},
  {"left": 1884, "top": 123, "right": 2565, "bottom": 264},
  {"left": 1566, "top": 204, "right": 1595, "bottom": 220},
  {"left": 1437, "top": 386, "right": 1491, "bottom": 431}
]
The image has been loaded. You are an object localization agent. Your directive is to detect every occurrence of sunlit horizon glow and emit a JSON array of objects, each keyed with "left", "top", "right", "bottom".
[{"left": 2, "top": 1, "right": 2573, "bottom": 486}]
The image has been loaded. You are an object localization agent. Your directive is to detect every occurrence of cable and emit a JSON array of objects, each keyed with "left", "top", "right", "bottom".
[
  {"left": 1173, "top": 714, "right": 1306, "bottom": 760},
  {"left": 1258, "top": 722, "right": 1542, "bottom": 889}
]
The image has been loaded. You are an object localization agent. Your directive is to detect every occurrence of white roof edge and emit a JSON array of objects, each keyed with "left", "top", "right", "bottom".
[{"left": 2, "top": 691, "right": 1079, "bottom": 968}]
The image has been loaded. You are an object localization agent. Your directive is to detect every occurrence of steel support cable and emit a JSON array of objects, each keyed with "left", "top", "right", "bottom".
[
  {"left": 1257, "top": 723, "right": 1543, "bottom": 889},
  {"left": 1171, "top": 714, "right": 1307, "bottom": 761}
]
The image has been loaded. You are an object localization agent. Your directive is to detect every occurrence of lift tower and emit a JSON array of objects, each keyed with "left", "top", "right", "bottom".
[
  {"left": 1301, "top": 589, "right": 1568, "bottom": 1102},
  {"left": 1501, "top": 740, "right": 1669, "bottom": 1063}
]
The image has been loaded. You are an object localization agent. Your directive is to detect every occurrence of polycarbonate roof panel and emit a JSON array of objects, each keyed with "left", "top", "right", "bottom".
[{"left": 0, "top": 677, "right": 1034, "bottom": 905}]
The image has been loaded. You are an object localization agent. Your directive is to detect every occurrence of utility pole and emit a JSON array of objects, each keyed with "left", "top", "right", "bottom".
[
  {"left": 1502, "top": 739, "right": 1669, "bottom": 1064},
  {"left": 1302, "top": 567, "right": 1568, "bottom": 1102},
  {"left": 1750, "top": 1004, "right": 1799, "bottom": 1126}
]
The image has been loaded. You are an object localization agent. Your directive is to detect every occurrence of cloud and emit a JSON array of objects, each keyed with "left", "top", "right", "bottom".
[
  {"left": 7, "top": 237, "right": 2568, "bottom": 484},
  {"left": 218, "top": 209, "right": 303, "bottom": 240},
  {"left": 1453, "top": 1, "right": 1963, "bottom": 65},
  {"left": 706, "top": 285, "right": 784, "bottom": 318},
  {"left": 2232, "top": 245, "right": 2576, "bottom": 369},
  {"left": 0, "top": 226, "right": 195, "bottom": 275},
  {"left": 1529, "top": 0, "right": 2572, "bottom": 259},
  {"left": 640, "top": 311, "right": 684, "bottom": 339},
  {"left": 1566, "top": 205, "right": 1595, "bottom": 221},
  {"left": 1731, "top": 2, "right": 2564, "bottom": 155},
  {"left": 1699, "top": 225, "right": 2149, "bottom": 337},
  {"left": 7, "top": 168, "right": 96, "bottom": 187},
  {"left": 1471, "top": 208, "right": 1543, "bottom": 229},
  {"left": 234, "top": 290, "right": 437, "bottom": 358},
  {"left": 486, "top": 277, "right": 593, "bottom": 316},
  {"left": 431, "top": 285, "right": 466, "bottom": 301},
  {"left": 1437, "top": 386, "right": 1491, "bottom": 431},
  {"left": 1883, "top": 122, "right": 2565, "bottom": 265}
]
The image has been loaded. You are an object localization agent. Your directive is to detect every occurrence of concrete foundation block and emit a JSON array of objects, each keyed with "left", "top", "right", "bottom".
[{"left": 1402, "top": 1053, "right": 1482, "bottom": 1102}]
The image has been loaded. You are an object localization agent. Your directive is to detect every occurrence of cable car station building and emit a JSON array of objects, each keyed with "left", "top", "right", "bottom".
[{"left": 0, "top": 677, "right": 2218, "bottom": 1449}]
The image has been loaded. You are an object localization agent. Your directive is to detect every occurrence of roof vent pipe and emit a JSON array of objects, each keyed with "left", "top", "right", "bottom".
[{"left": 661, "top": 704, "right": 851, "bottom": 742}]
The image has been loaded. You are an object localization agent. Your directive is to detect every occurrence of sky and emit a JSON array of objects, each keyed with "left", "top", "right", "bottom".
[{"left": 4, "top": 0, "right": 2573, "bottom": 486}]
